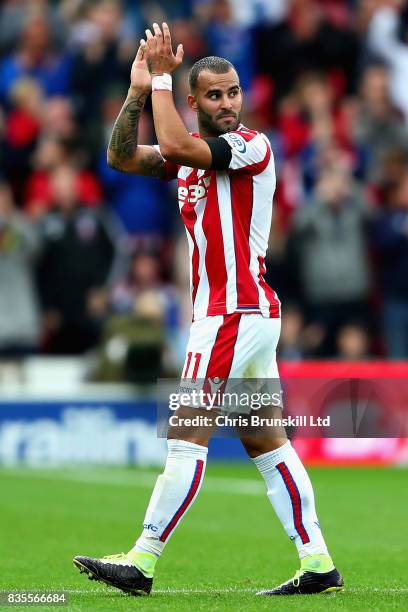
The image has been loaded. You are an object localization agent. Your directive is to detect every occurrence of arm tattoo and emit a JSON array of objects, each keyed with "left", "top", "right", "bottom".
[
  {"left": 138, "top": 150, "right": 166, "bottom": 178},
  {"left": 108, "top": 92, "right": 166, "bottom": 178},
  {"left": 108, "top": 93, "right": 147, "bottom": 161}
]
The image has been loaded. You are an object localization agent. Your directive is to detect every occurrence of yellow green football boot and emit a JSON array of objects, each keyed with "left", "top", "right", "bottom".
[
  {"left": 257, "top": 555, "right": 344, "bottom": 596},
  {"left": 73, "top": 551, "right": 156, "bottom": 596}
]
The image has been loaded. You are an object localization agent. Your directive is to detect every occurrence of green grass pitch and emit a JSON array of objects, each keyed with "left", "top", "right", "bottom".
[{"left": 1, "top": 463, "right": 407, "bottom": 611}]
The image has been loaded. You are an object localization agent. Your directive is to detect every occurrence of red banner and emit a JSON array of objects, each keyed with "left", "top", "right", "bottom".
[{"left": 279, "top": 361, "right": 408, "bottom": 465}]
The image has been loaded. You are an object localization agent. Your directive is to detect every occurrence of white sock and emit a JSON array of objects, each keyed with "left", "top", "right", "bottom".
[
  {"left": 253, "top": 441, "right": 329, "bottom": 559},
  {"left": 132, "top": 439, "right": 207, "bottom": 557}
]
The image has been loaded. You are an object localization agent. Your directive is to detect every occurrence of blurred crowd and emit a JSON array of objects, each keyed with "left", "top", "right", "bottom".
[{"left": 2, "top": 0, "right": 408, "bottom": 381}]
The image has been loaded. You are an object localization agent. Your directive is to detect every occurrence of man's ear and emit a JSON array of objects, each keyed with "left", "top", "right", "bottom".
[{"left": 187, "top": 94, "right": 198, "bottom": 113}]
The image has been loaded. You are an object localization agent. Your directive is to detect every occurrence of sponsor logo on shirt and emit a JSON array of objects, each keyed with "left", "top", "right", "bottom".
[{"left": 178, "top": 177, "right": 211, "bottom": 204}]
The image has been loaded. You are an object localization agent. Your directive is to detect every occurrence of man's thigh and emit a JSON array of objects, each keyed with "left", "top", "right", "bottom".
[
  {"left": 181, "top": 314, "right": 281, "bottom": 382},
  {"left": 172, "top": 314, "right": 282, "bottom": 445}
]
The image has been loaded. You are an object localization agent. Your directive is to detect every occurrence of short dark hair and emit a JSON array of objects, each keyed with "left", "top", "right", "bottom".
[{"left": 189, "top": 56, "right": 237, "bottom": 92}]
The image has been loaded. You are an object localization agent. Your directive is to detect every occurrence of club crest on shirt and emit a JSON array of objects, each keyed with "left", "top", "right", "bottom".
[{"left": 224, "top": 133, "right": 246, "bottom": 153}]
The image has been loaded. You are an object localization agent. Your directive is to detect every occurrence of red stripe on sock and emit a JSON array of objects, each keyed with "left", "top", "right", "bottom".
[
  {"left": 159, "top": 459, "right": 204, "bottom": 542},
  {"left": 276, "top": 461, "right": 310, "bottom": 544}
]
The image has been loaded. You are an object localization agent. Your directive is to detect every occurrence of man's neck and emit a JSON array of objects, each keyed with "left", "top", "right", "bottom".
[
  {"left": 198, "top": 126, "right": 218, "bottom": 139},
  {"left": 198, "top": 122, "right": 243, "bottom": 138}
]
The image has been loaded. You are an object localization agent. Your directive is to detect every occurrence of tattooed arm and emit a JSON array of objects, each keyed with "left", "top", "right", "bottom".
[
  {"left": 107, "top": 89, "right": 166, "bottom": 177},
  {"left": 107, "top": 44, "right": 166, "bottom": 178}
]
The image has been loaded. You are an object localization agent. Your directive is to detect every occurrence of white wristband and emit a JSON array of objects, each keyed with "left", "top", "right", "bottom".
[{"left": 152, "top": 73, "right": 172, "bottom": 92}]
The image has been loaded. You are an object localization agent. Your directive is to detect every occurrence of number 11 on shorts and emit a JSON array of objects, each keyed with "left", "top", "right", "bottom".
[{"left": 182, "top": 352, "right": 202, "bottom": 382}]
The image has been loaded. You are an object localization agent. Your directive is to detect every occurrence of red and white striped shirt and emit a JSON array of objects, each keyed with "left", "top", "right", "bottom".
[{"left": 159, "top": 124, "right": 280, "bottom": 320}]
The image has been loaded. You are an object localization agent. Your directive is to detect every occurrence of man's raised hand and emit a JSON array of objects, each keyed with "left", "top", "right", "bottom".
[
  {"left": 141, "top": 22, "right": 184, "bottom": 76},
  {"left": 130, "top": 43, "right": 152, "bottom": 93}
]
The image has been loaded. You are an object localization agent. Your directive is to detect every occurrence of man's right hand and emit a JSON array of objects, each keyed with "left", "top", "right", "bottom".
[
  {"left": 130, "top": 43, "right": 151, "bottom": 93},
  {"left": 107, "top": 40, "right": 168, "bottom": 177}
]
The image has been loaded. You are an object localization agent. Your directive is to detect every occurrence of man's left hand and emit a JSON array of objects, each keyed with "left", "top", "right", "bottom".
[{"left": 141, "top": 22, "right": 184, "bottom": 76}]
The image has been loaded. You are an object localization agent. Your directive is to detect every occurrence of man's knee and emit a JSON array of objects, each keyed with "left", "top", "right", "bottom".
[
  {"left": 240, "top": 435, "right": 288, "bottom": 458},
  {"left": 167, "top": 405, "right": 217, "bottom": 446}
]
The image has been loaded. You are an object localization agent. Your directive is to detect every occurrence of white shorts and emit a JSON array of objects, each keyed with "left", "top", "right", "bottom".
[{"left": 181, "top": 313, "right": 281, "bottom": 382}]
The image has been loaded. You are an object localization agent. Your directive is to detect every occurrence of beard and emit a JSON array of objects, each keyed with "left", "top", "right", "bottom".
[{"left": 197, "top": 107, "right": 241, "bottom": 136}]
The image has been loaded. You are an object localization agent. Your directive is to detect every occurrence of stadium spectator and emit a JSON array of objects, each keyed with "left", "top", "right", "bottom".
[
  {"left": 367, "top": 1, "right": 408, "bottom": 125},
  {"left": 3, "top": 77, "right": 43, "bottom": 199},
  {"left": 215, "top": 0, "right": 288, "bottom": 28},
  {"left": 202, "top": 0, "right": 254, "bottom": 91},
  {"left": 41, "top": 96, "right": 77, "bottom": 142},
  {"left": 69, "top": 0, "right": 134, "bottom": 129},
  {"left": 111, "top": 249, "right": 179, "bottom": 321},
  {"left": 254, "top": 0, "right": 360, "bottom": 104},
  {"left": 0, "top": 107, "right": 6, "bottom": 180},
  {"left": 0, "top": 0, "right": 66, "bottom": 55},
  {"left": 36, "top": 164, "right": 121, "bottom": 354},
  {"left": 353, "top": 63, "right": 408, "bottom": 183},
  {"left": 25, "top": 135, "right": 102, "bottom": 218},
  {"left": 372, "top": 169, "right": 408, "bottom": 358},
  {"left": 278, "top": 304, "right": 325, "bottom": 360},
  {"left": 169, "top": 18, "right": 208, "bottom": 66},
  {"left": 91, "top": 288, "right": 171, "bottom": 383},
  {"left": 376, "top": 146, "right": 408, "bottom": 201},
  {"left": 0, "top": 11, "right": 71, "bottom": 103},
  {"left": 292, "top": 166, "right": 372, "bottom": 355},
  {"left": 0, "top": 182, "right": 41, "bottom": 355},
  {"left": 335, "top": 322, "right": 372, "bottom": 361},
  {"left": 295, "top": 72, "right": 360, "bottom": 193},
  {"left": 110, "top": 247, "right": 181, "bottom": 360}
]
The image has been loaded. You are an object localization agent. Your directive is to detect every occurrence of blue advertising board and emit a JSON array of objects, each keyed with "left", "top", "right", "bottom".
[{"left": 0, "top": 399, "right": 246, "bottom": 466}]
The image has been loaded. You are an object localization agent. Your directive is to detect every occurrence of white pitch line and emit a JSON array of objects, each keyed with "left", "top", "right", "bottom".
[
  {"left": 66, "top": 587, "right": 257, "bottom": 594},
  {"left": 0, "top": 468, "right": 265, "bottom": 495},
  {"left": 64, "top": 587, "right": 408, "bottom": 595}
]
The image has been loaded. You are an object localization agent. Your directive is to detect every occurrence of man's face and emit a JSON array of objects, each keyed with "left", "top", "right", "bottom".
[{"left": 188, "top": 69, "right": 243, "bottom": 136}]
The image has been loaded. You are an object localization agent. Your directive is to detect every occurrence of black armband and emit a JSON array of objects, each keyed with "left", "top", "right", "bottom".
[{"left": 206, "top": 137, "right": 232, "bottom": 170}]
